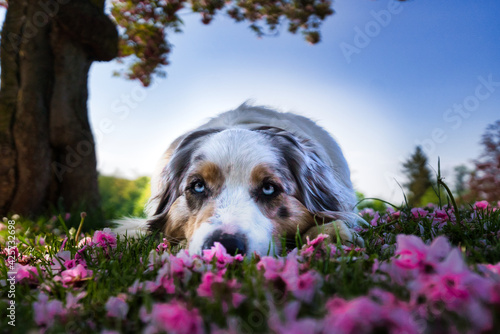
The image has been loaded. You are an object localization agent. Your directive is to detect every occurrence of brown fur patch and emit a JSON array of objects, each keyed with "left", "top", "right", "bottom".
[
  {"left": 272, "top": 196, "right": 315, "bottom": 237},
  {"left": 164, "top": 197, "right": 190, "bottom": 240},
  {"left": 197, "top": 161, "right": 224, "bottom": 191},
  {"left": 185, "top": 201, "right": 216, "bottom": 241},
  {"left": 250, "top": 164, "right": 276, "bottom": 187}
]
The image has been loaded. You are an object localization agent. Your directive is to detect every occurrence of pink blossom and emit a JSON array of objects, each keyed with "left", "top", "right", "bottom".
[
  {"left": 197, "top": 271, "right": 245, "bottom": 309},
  {"left": 410, "top": 249, "right": 493, "bottom": 331},
  {"left": 155, "top": 270, "right": 176, "bottom": 294},
  {"left": 280, "top": 254, "right": 321, "bottom": 303},
  {"left": 257, "top": 256, "right": 284, "bottom": 280},
  {"left": 431, "top": 208, "right": 454, "bottom": 228},
  {"left": 92, "top": 228, "right": 117, "bottom": 248},
  {"left": 142, "top": 301, "right": 204, "bottom": 334},
  {"left": 306, "top": 233, "right": 329, "bottom": 247},
  {"left": 106, "top": 295, "right": 129, "bottom": 319},
  {"left": 474, "top": 200, "right": 490, "bottom": 210},
  {"left": 482, "top": 262, "right": 500, "bottom": 276},
  {"left": 203, "top": 242, "right": 241, "bottom": 269},
  {"left": 387, "top": 210, "right": 401, "bottom": 222},
  {"left": 411, "top": 208, "right": 429, "bottom": 219},
  {"left": 78, "top": 236, "right": 92, "bottom": 248},
  {"left": 128, "top": 279, "right": 144, "bottom": 294},
  {"left": 14, "top": 263, "right": 39, "bottom": 283},
  {"left": 65, "top": 291, "right": 86, "bottom": 309},
  {"left": 49, "top": 250, "right": 75, "bottom": 271},
  {"left": 2, "top": 246, "right": 19, "bottom": 259},
  {"left": 156, "top": 238, "right": 169, "bottom": 253},
  {"left": 394, "top": 235, "right": 450, "bottom": 272},
  {"left": 197, "top": 271, "right": 220, "bottom": 298},
  {"left": 59, "top": 264, "right": 93, "bottom": 286},
  {"left": 394, "top": 235, "right": 427, "bottom": 270},
  {"left": 268, "top": 301, "right": 321, "bottom": 334},
  {"left": 324, "top": 293, "right": 418, "bottom": 334},
  {"left": 293, "top": 271, "right": 321, "bottom": 303},
  {"left": 33, "top": 292, "right": 66, "bottom": 327},
  {"left": 370, "top": 211, "right": 380, "bottom": 226}
]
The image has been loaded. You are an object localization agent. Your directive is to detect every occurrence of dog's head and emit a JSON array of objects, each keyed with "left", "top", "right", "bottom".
[{"left": 147, "top": 126, "right": 356, "bottom": 255}]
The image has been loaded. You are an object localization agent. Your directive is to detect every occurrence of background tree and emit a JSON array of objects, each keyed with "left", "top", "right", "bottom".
[
  {"left": 468, "top": 120, "right": 500, "bottom": 202},
  {"left": 99, "top": 175, "right": 150, "bottom": 220},
  {"left": 454, "top": 164, "right": 470, "bottom": 201},
  {"left": 402, "top": 146, "right": 433, "bottom": 207}
]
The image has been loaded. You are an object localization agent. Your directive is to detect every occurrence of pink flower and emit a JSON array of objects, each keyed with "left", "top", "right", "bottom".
[
  {"left": 324, "top": 292, "right": 418, "bottom": 334},
  {"left": 257, "top": 256, "right": 284, "bottom": 280},
  {"left": 197, "top": 271, "right": 245, "bottom": 309},
  {"left": 268, "top": 301, "right": 321, "bottom": 334},
  {"left": 197, "top": 271, "right": 220, "bottom": 298},
  {"left": 370, "top": 212, "right": 380, "bottom": 227},
  {"left": 411, "top": 208, "right": 429, "bottom": 219},
  {"left": 2, "top": 246, "right": 19, "bottom": 259},
  {"left": 410, "top": 249, "right": 494, "bottom": 331},
  {"left": 306, "top": 233, "right": 329, "bottom": 247},
  {"left": 59, "top": 264, "right": 92, "bottom": 286},
  {"left": 65, "top": 291, "right": 86, "bottom": 310},
  {"left": 293, "top": 271, "right": 321, "bottom": 303},
  {"left": 431, "top": 208, "right": 454, "bottom": 228},
  {"left": 33, "top": 292, "right": 66, "bottom": 327},
  {"left": 202, "top": 242, "right": 240, "bottom": 268},
  {"left": 142, "top": 301, "right": 204, "bottom": 334},
  {"left": 394, "top": 235, "right": 450, "bottom": 272},
  {"left": 14, "top": 263, "right": 39, "bottom": 283},
  {"left": 474, "top": 200, "right": 490, "bottom": 210},
  {"left": 280, "top": 254, "right": 321, "bottom": 303},
  {"left": 78, "top": 236, "right": 92, "bottom": 248},
  {"left": 106, "top": 295, "right": 129, "bottom": 319},
  {"left": 128, "top": 279, "right": 144, "bottom": 294},
  {"left": 92, "top": 228, "right": 117, "bottom": 249},
  {"left": 156, "top": 238, "right": 169, "bottom": 253}
]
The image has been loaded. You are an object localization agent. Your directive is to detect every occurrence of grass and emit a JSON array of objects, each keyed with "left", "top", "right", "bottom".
[{"left": 1, "top": 201, "right": 500, "bottom": 334}]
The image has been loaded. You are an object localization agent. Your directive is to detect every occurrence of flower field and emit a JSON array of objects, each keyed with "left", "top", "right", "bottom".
[{"left": 1, "top": 201, "right": 500, "bottom": 334}]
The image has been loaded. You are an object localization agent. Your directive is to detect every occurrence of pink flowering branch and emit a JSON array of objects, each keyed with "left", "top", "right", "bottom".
[{"left": 110, "top": 0, "right": 408, "bottom": 86}]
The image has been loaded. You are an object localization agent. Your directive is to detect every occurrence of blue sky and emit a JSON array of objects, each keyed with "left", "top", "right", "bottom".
[{"left": 2, "top": 0, "right": 500, "bottom": 204}]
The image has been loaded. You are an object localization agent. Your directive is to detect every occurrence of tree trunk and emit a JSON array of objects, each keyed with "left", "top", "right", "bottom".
[{"left": 0, "top": 0, "right": 118, "bottom": 217}]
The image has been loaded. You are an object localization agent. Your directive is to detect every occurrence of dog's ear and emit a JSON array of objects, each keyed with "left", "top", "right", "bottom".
[
  {"left": 253, "top": 127, "right": 354, "bottom": 218},
  {"left": 147, "top": 129, "right": 221, "bottom": 235}
]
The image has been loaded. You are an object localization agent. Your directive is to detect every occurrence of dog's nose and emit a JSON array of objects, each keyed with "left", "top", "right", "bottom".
[{"left": 202, "top": 232, "right": 247, "bottom": 255}]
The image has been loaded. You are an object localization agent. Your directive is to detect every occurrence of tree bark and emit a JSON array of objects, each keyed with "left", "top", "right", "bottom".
[
  {"left": 0, "top": 0, "right": 118, "bottom": 217},
  {"left": 0, "top": 0, "right": 25, "bottom": 212}
]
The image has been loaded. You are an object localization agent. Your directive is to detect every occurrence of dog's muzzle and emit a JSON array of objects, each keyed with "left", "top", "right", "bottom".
[{"left": 202, "top": 230, "right": 247, "bottom": 255}]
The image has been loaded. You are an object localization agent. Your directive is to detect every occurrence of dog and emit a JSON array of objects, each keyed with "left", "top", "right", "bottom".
[{"left": 115, "top": 104, "right": 367, "bottom": 255}]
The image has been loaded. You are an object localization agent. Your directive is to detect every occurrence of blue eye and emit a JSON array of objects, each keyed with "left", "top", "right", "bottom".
[
  {"left": 193, "top": 182, "right": 205, "bottom": 193},
  {"left": 262, "top": 183, "right": 275, "bottom": 196}
]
